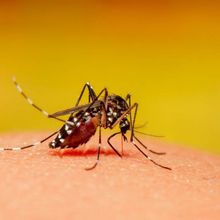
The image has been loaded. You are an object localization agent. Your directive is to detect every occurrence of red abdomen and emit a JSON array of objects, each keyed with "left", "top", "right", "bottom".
[{"left": 61, "top": 117, "right": 98, "bottom": 148}]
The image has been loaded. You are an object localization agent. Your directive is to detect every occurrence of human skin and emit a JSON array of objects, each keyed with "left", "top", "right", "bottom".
[{"left": 0, "top": 132, "right": 220, "bottom": 220}]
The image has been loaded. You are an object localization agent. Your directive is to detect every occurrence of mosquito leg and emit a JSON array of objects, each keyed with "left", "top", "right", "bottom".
[
  {"left": 45, "top": 83, "right": 98, "bottom": 118},
  {"left": 125, "top": 94, "right": 133, "bottom": 129},
  {"left": 127, "top": 99, "right": 167, "bottom": 155},
  {"left": 13, "top": 77, "right": 75, "bottom": 126},
  {"left": 71, "top": 88, "right": 108, "bottom": 126},
  {"left": 110, "top": 100, "right": 164, "bottom": 156},
  {"left": 121, "top": 134, "right": 124, "bottom": 156},
  {"left": 130, "top": 104, "right": 138, "bottom": 142},
  {"left": 74, "top": 82, "right": 96, "bottom": 108},
  {"left": 107, "top": 132, "right": 122, "bottom": 158},
  {"left": 131, "top": 140, "right": 171, "bottom": 170},
  {"left": 84, "top": 97, "right": 109, "bottom": 171},
  {"left": 109, "top": 103, "right": 138, "bottom": 131},
  {"left": 85, "top": 124, "right": 102, "bottom": 171},
  {"left": 0, "top": 131, "right": 58, "bottom": 151},
  {"left": 134, "top": 136, "right": 166, "bottom": 155}
]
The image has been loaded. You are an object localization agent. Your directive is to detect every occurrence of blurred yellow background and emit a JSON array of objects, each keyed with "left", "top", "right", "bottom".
[{"left": 0, "top": 1, "right": 220, "bottom": 153}]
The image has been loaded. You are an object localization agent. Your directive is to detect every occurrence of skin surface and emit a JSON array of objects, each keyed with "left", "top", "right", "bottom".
[{"left": 0, "top": 132, "right": 220, "bottom": 220}]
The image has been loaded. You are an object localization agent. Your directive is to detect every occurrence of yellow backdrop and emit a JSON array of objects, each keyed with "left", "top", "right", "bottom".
[{"left": 0, "top": 1, "right": 220, "bottom": 153}]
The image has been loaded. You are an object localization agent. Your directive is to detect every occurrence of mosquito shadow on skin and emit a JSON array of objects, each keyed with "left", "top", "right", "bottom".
[{"left": 49, "top": 145, "right": 130, "bottom": 158}]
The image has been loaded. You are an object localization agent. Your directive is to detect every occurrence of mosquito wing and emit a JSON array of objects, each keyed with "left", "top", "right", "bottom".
[{"left": 49, "top": 100, "right": 102, "bottom": 117}]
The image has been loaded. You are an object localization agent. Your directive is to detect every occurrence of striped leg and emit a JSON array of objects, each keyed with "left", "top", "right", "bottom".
[
  {"left": 108, "top": 101, "right": 171, "bottom": 170},
  {"left": 0, "top": 131, "right": 58, "bottom": 151},
  {"left": 13, "top": 78, "right": 99, "bottom": 126},
  {"left": 13, "top": 77, "right": 75, "bottom": 126},
  {"left": 125, "top": 94, "right": 166, "bottom": 155},
  {"left": 49, "top": 82, "right": 99, "bottom": 118},
  {"left": 126, "top": 103, "right": 171, "bottom": 170},
  {"left": 131, "top": 141, "right": 171, "bottom": 170}
]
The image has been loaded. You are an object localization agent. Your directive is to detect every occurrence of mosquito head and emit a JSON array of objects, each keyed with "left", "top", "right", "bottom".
[{"left": 119, "top": 118, "right": 130, "bottom": 134}]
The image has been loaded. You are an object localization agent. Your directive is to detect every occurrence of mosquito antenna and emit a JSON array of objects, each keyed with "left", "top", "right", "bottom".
[
  {"left": 0, "top": 131, "right": 58, "bottom": 151},
  {"left": 134, "top": 121, "right": 149, "bottom": 129}
]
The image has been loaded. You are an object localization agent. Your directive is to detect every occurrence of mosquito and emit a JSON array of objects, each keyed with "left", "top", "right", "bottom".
[{"left": 0, "top": 78, "right": 171, "bottom": 171}]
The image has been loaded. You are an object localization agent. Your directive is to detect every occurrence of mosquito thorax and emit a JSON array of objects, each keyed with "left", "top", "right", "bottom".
[
  {"left": 106, "top": 95, "right": 129, "bottom": 127},
  {"left": 107, "top": 95, "right": 129, "bottom": 111}
]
